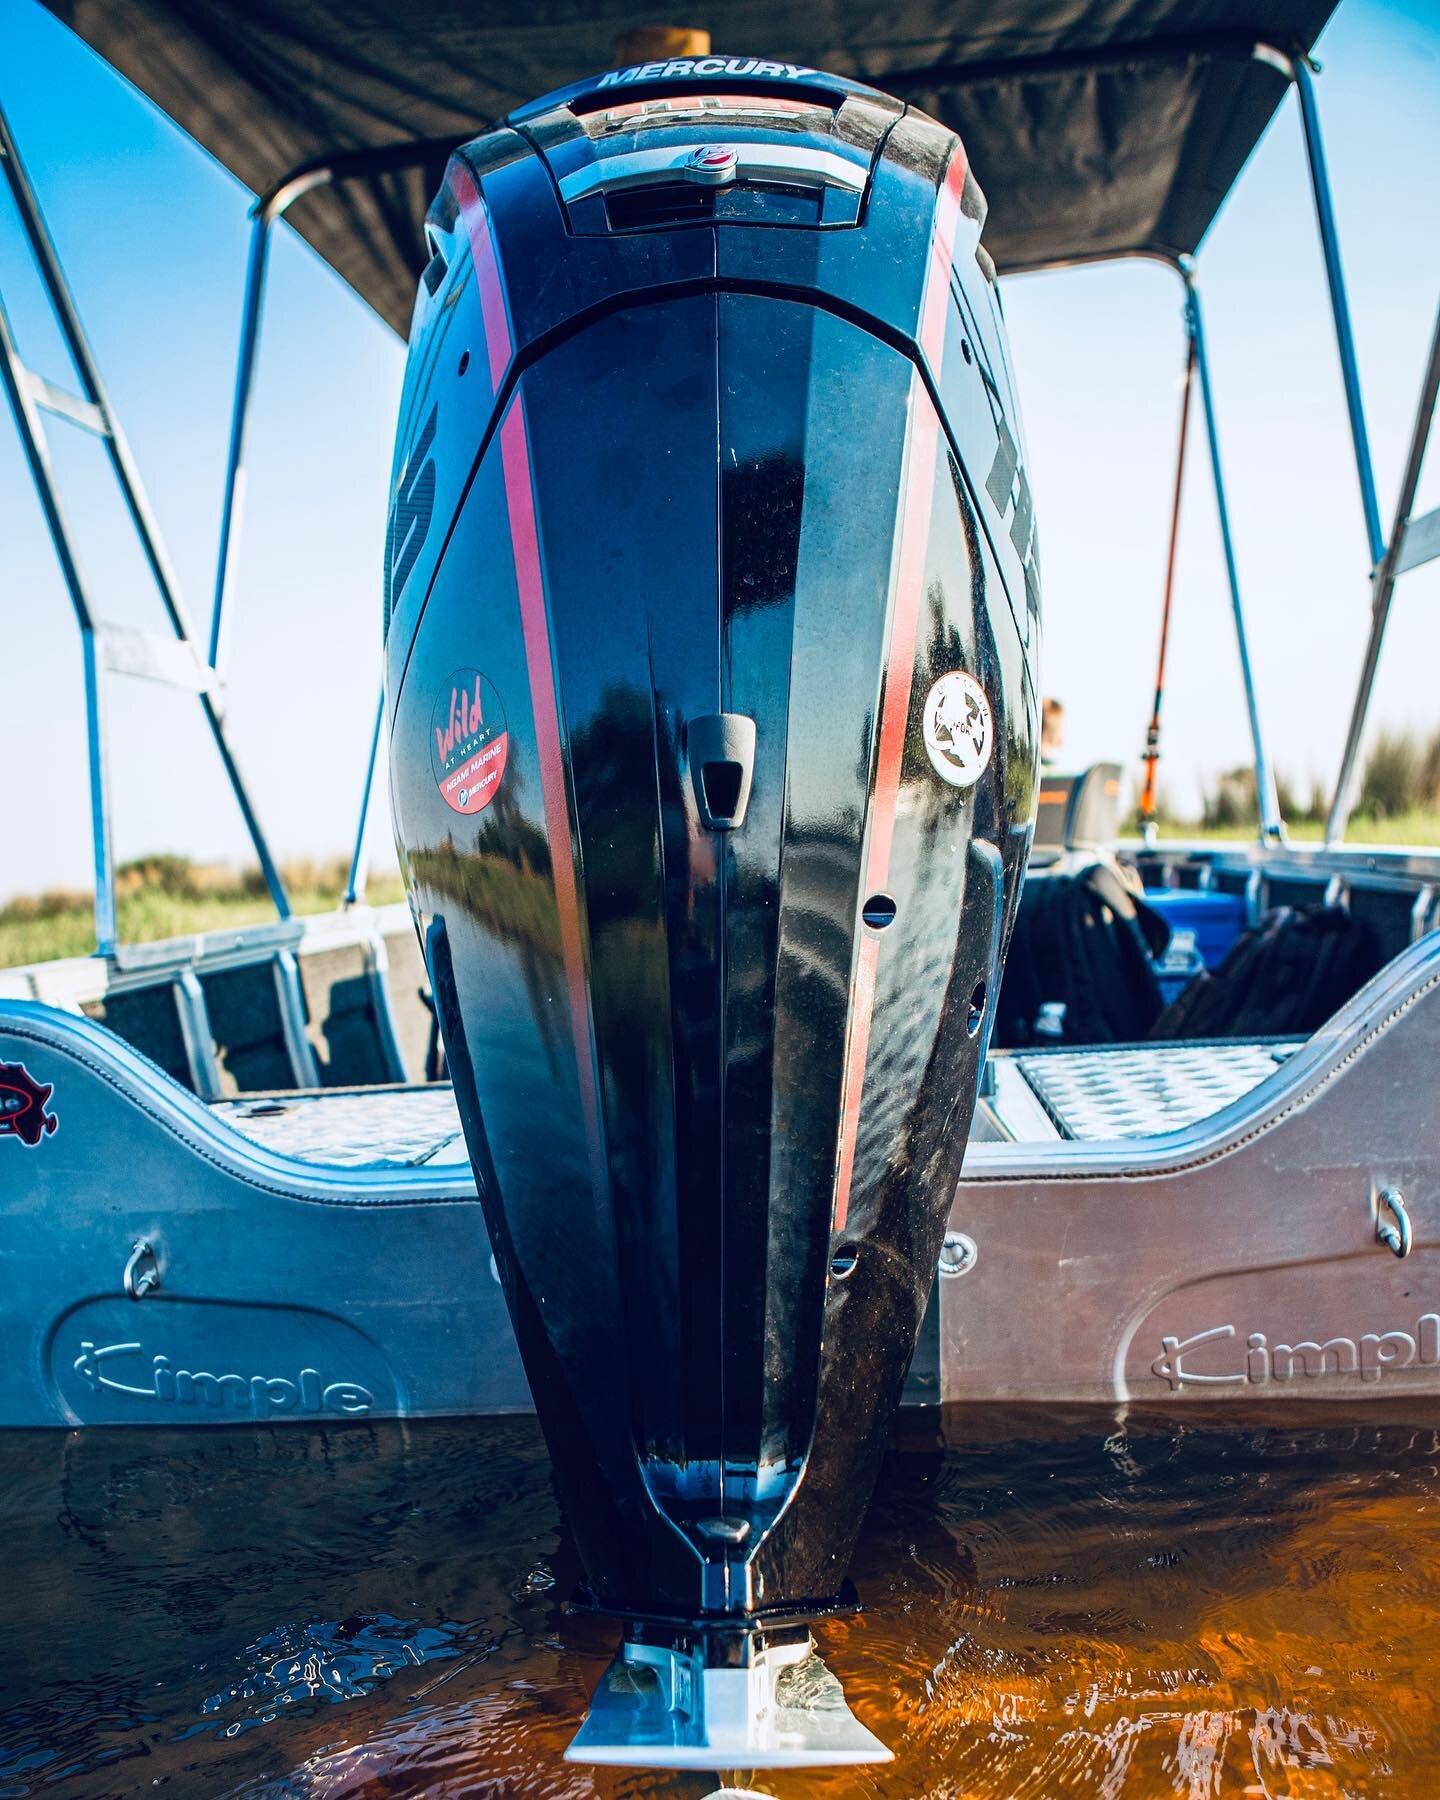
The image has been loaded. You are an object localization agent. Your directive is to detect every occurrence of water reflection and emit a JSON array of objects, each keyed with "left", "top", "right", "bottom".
[{"left": 3, "top": 1405, "right": 1439, "bottom": 1796}]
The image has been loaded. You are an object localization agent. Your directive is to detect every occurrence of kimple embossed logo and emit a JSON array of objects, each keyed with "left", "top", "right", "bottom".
[
  {"left": 1152, "top": 1315, "right": 1440, "bottom": 1389},
  {"left": 73, "top": 1340, "right": 376, "bottom": 1417},
  {"left": 431, "top": 669, "right": 508, "bottom": 815}
]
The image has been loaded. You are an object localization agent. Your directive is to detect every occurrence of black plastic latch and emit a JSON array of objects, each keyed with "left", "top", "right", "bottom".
[{"left": 687, "top": 713, "right": 756, "bottom": 830}]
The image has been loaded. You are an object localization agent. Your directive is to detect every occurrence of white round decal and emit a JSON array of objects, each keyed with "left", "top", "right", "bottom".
[{"left": 922, "top": 670, "right": 992, "bottom": 789}]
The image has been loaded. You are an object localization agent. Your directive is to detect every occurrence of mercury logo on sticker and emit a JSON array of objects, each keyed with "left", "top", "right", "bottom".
[{"left": 431, "top": 670, "right": 508, "bottom": 815}]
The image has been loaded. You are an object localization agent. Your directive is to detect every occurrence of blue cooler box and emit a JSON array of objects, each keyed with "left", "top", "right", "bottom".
[{"left": 1145, "top": 889, "right": 1247, "bottom": 1004}]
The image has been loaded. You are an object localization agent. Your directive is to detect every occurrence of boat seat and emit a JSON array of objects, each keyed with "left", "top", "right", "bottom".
[
  {"left": 81, "top": 982, "right": 199, "bottom": 1093},
  {"left": 2, "top": 903, "right": 439, "bottom": 1099},
  {"left": 200, "top": 961, "right": 307, "bottom": 1093},
  {"left": 296, "top": 942, "right": 404, "bottom": 1087},
  {"left": 379, "top": 926, "right": 438, "bottom": 1082},
  {"left": 1029, "top": 760, "right": 1124, "bottom": 867}
]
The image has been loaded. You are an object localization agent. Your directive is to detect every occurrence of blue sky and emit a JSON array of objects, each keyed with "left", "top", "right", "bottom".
[{"left": 2, "top": 0, "right": 1438, "bottom": 904}]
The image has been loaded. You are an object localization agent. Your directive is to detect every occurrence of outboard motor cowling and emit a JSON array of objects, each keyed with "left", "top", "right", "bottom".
[{"left": 386, "top": 58, "right": 1039, "bottom": 1769}]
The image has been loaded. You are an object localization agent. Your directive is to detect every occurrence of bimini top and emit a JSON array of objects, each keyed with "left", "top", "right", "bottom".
[{"left": 42, "top": 0, "right": 1336, "bottom": 333}]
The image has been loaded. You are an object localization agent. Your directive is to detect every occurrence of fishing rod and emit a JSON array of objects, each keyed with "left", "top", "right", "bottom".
[{"left": 1139, "top": 324, "right": 1197, "bottom": 840}]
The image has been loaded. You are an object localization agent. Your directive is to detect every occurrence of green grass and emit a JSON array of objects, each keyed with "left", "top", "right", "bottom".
[
  {"left": 1133, "top": 811, "right": 1440, "bottom": 848},
  {"left": 7, "top": 802, "right": 1439, "bottom": 971},
  {"left": 1136, "top": 732, "right": 1440, "bottom": 848},
  {"left": 0, "top": 857, "right": 406, "bottom": 969}
]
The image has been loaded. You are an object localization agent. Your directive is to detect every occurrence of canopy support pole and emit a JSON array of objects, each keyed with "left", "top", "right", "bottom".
[
  {"left": 1324, "top": 301, "right": 1440, "bottom": 846},
  {"left": 210, "top": 134, "right": 468, "bottom": 683},
  {"left": 0, "top": 95, "right": 290, "bottom": 950},
  {"left": 210, "top": 134, "right": 471, "bottom": 909},
  {"left": 0, "top": 288, "right": 118, "bottom": 953},
  {"left": 1274, "top": 50, "right": 1440, "bottom": 847},
  {"left": 344, "top": 687, "right": 387, "bottom": 907},
  {"left": 209, "top": 208, "right": 274, "bottom": 678},
  {"left": 210, "top": 165, "right": 333, "bottom": 677},
  {"left": 1180, "top": 263, "right": 1284, "bottom": 844},
  {"left": 1287, "top": 53, "right": 1385, "bottom": 572}
]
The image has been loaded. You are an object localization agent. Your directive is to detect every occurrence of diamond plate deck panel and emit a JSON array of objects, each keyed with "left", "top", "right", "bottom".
[
  {"left": 210, "top": 1085, "right": 465, "bottom": 1168},
  {"left": 1014, "top": 1042, "right": 1301, "bottom": 1141},
  {"left": 208, "top": 1044, "right": 1302, "bottom": 1165}
]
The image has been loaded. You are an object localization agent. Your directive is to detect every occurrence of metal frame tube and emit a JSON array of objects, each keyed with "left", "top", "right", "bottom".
[
  {"left": 1325, "top": 301, "right": 1440, "bottom": 845},
  {"left": 78, "top": 632, "right": 118, "bottom": 956},
  {"left": 0, "top": 95, "right": 292, "bottom": 929},
  {"left": 207, "top": 135, "right": 470, "bottom": 917},
  {"left": 0, "top": 282, "right": 119, "bottom": 951},
  {"left": 209, "top": 135, "right": 467, "bottom": 682},
  {"left": 0, "top": 106, "right": 193, "bottom": 635},
  {"left": 344, "top": 688, "right": 386, "bottom": 907},
  {"left": 1290, "top": 54, "right": 1385, "bottom": 570},
  {"left": 209, "top": 165, "right": 333, "bottom": 676},
  {"left": 1182, "top": 264, "right": 1284, "bottom": 842},
  {"left": 208, "top": 211, "right": 272, "bottom": 677},
  {"left": 1010, "top": 248, "right": 1287, "bottom": 844}
]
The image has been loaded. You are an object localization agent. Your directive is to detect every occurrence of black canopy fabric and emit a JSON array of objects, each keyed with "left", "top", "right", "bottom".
[{"left": 42, "top": 0, "right": 1338, "bottom": 334}]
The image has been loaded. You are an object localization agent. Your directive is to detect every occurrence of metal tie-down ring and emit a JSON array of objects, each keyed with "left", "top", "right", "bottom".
[
  {"left": 1376, "top": 1187, "right": 1412, "bottom": 1259},
  {"left": 123, "top": 1238, "right": 161, "bottom": 1299}
]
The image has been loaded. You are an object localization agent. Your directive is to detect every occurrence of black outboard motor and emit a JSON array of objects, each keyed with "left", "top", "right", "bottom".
[{"left": 386, "top": 56, "right": 1039, "bottom": 1768}]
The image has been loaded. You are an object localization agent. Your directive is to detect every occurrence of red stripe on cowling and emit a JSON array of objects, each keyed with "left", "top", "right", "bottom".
[
  {"left": 832, "top": 389, "right": 940, "bottom": 1233},
  {"left": 451, "top": 162, "right": 606, "bottom": 1202},
  {"left": 498, "top": 401, "right": 608, "bottom": 1203},
  {"left": 832, "top": 144, "right": 965, "bottom": 1234},
  {"left": 831, "top": 931, "right": 879, "bottom": 1237},
  {"left": 919, "top": 146, "right": 967, "bottom": 371},
  {"left": 449, "top": 161, "right": 513, "bottom": 390},
  {"left": 862, "top": 398, "right": 940, "bottom": 901}
]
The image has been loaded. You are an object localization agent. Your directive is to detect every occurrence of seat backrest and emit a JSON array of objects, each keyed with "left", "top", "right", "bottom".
[
  {"left": 1031, "top": 762, "right": 1124, "bottom": 861},
  {"left": 82, "top": 983, "right": 196, "bottom": 1091},
  {"left": 8, "top": 905, "right": 437, "bottom": 1095},
  {"left": 381, "top": 927, "right": 439, "bottom": 1083},
  {"left": 994, "top": 863, "right": 1167, "bottom": 1048},
  {"left": 297, "top": 943, "right": 398, "bottom": 1087},
  {"left": 1066, "top": 762, "right": 1124, "bottom": 850},
  {"left": 200, "top": 963, "right": 301, "bottom": 1094},
  {"left": 1031, "top": 772, "right": 1076, "bottom": 856}
]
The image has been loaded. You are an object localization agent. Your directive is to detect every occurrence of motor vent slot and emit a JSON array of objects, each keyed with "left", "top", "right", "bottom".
[
  {"left": 604, "top": 180, "right": 827, "bottom": 230},
  {"left": 560, "top": 140, "right": 866, "bottom": 229},
  {"left": 605, "top": 181, "right": 714, "bottom": 230}
]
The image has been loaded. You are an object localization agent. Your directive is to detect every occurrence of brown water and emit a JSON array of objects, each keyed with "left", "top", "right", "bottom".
[{"left": 4, "top": 1405, "right": 1439, "bottom": 1798}]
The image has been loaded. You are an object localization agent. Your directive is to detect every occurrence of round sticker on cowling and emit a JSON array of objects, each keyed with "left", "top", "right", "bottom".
[
  {"left": 431, "top": 670, "right": 508, "bottom": 814},
  {"left": 922, "top": 670, "right": 992, "bottom": 789}
]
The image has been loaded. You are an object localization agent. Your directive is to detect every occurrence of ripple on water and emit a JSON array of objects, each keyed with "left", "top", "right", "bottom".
[
  {"left": 195, "top": 1612, "right": 488, "bottom": 1735},
  {"left": 3, "top": 1405, "right": 1440, "bottom": 1796}
]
